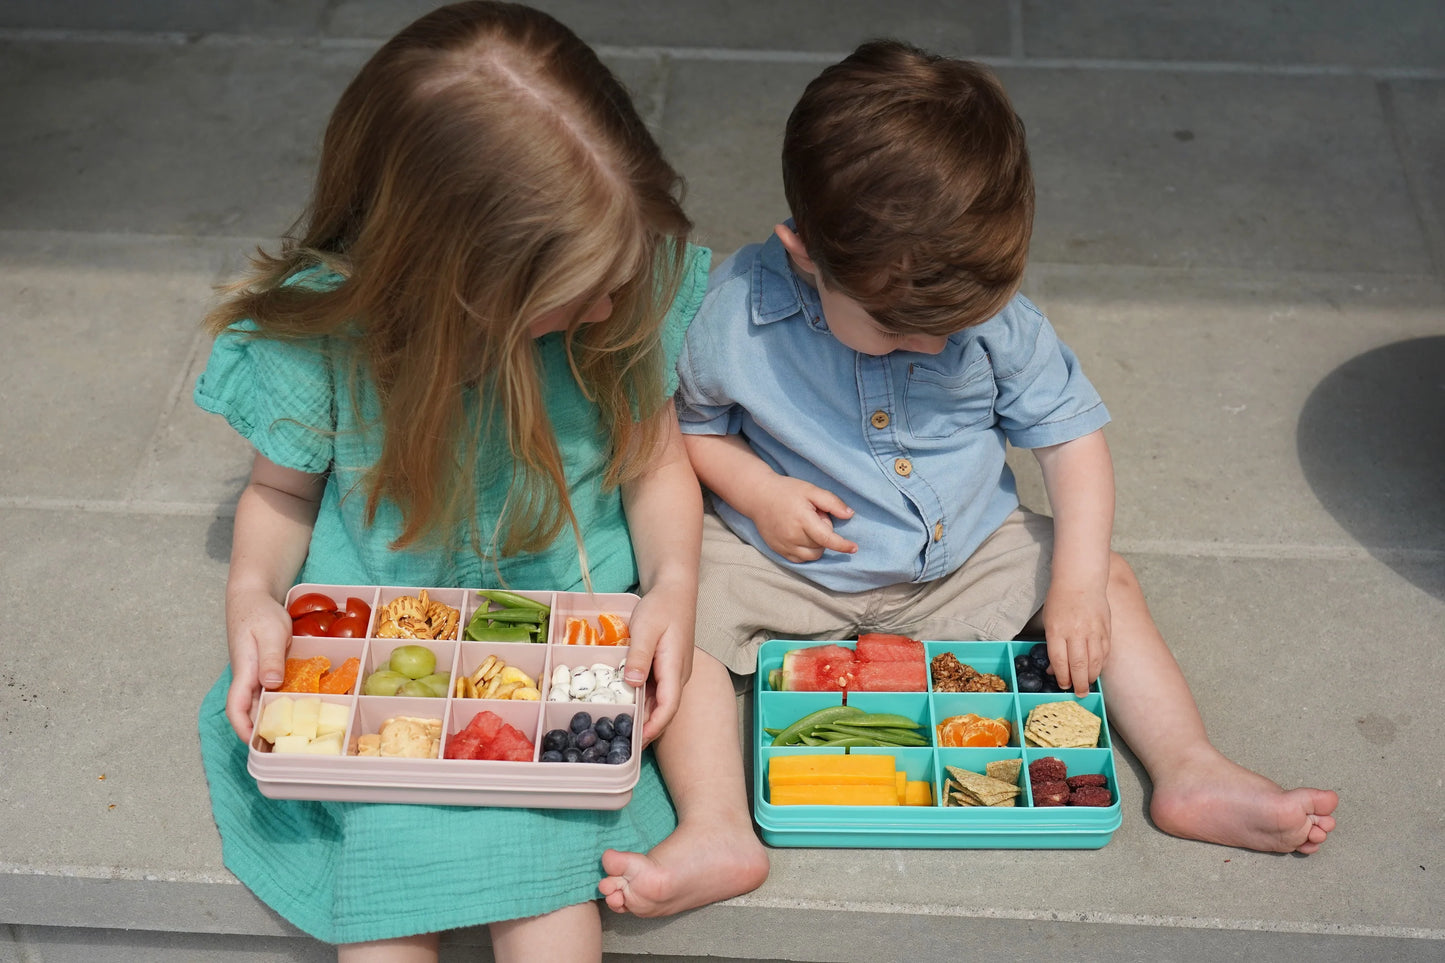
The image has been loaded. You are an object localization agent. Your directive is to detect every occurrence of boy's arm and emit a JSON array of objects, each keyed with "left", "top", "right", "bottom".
[
  {"left": 225, "top": 453, "right": 325, "bottom": 740},
  {"left": 683, "top": 432, "right": 858, "bottom": 561},
  {"left": 621, "top": 406, "right": 703, "bottom": 742},
  {"left": 1032, "top": 428, "right": 1115, "bottom": 695}
]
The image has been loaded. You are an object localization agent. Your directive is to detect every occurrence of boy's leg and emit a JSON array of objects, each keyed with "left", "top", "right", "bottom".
[
  {"left": 489, "top": 901, "right": 601, "bottom": 963},
  {"left": 598, "top": 650, "right": 769, "bottom": 916},
  {"left": 1099, "top": 553, "right": 1338, "bottom": 853}
]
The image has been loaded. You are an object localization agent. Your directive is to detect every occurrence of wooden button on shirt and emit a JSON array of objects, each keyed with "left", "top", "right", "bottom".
[
  {"left": 894, "top": 458, "right": 912, "bottom": 476},
  {"left": 870, "top": 410, "right": 890, "bottom": 429},
  {"left": 933, "top": 522, "right": 944, "bottom": 542}
]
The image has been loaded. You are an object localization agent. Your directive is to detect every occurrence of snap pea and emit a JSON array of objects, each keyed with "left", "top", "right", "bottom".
[
  {"left": 824, "top": 713, "right": 921, "bottom": 729},
  {"left": 476, "top": 589, "right": 551, "bottom": 612},
  {"left": 813, "top": 736, "right": 880, "bottom": 748},
  {"left": 463, "top": 623, "right": 534, "bottom": 643},
  {"left": 770, "top": 705, "right": 864, "bottom": 746},
  {"left": 814, "top": 723, "right": 928, "bottom": 746},
  {"left": 471, "top": 606, "right": 551, "bottom": 624}
]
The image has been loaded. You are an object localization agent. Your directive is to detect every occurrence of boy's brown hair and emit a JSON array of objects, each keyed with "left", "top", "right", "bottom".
[
  {"left": 782, "top": 40, "right": 1033, "bottom": 335},
  {"left": 206, "top": 2, "right": 691, "bottom": 562}
]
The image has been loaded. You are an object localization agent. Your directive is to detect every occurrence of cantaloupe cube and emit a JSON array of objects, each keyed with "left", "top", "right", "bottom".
[
  {"left": 271, "top": 734, "right": 312, "bottom": 755},
  {"left": 895, "top": 771, "right": 907, "bottom": 804},
  {"left": 257, "top": 697, "right": 294, "bottom": 743},
  {"left": 290, "top": 697, "right": 321, "bottom": 741},
  {"left": 306, "top": 731, "right": 345, "bottom": 755},
  {"left": 317, "top": 702, "right": 349, "bottom": 737}
]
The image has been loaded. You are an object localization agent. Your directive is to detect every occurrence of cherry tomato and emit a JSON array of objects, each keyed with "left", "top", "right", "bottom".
[
  {"left": 287, "top": 592, "right": 337, "bottom": 620},
  {"left": 327, "top": 613, "right": 369, "bottom": 638},
  {"left": 343, "top": 596, "right": 372, "bottom": 623},
  {"left": 292, "top": 610, "right": 337, "bottom": 637}
]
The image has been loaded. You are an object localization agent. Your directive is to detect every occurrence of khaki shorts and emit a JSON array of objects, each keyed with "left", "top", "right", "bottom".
[{"left": 695, "top": 506, "right": 1055, "bottom": 674}]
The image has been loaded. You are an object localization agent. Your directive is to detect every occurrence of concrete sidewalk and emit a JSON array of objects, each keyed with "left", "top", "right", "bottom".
[{"left": 2, "top": 2, "right": 1442, "bottom": 961}]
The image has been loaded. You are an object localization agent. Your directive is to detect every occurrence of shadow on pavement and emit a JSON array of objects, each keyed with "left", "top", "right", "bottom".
[{"left": 1297, "top": 336, "right": 1445, "bottom": 600}]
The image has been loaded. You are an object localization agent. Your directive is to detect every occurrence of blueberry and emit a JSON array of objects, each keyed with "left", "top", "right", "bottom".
[
  {"left": 1015, "top": 669, "right": 1044, "bottom": 692},
  {"left": 608, "top": 739, "right": 631, "bottom": 762},
  {"left": 613, "top": 713, "right": 633, "bottom": 738},
  {"left": 605, "top": 746, "right": 630, "bottom": 765},
  {"left": 569, "top": 711, "right": 593, "bottom": 734},
  {"left": 1013, "top": 654, "right": 1033, "bottom": 673},
  {"left": 542, "top": 728, "right": 571, "bottom": 753},
  {"left": 562, "top": 747, "right": 583, "bottom": 763},
  {"left": 574, "top": 728, "right": 598, "bottom": 750},
  {"left": 1043, "top": 674, "right": 1068, "bottom": 693},
  {"left": 580, "top": 746, "right": 602, "bottom": 763},
  {"left": 594, "top": 717, "right": 616, "bottom": 742},
  {"left": 1028, "top": 642, "right": 1051, "bottom": 670},
  {"left": 540, "top": 749, "right": 564, "bottom": 762}
]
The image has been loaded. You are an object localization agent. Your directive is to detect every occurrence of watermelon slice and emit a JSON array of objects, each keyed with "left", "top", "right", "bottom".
[
  {"left": 778, "top": 644, "right": 857, "bottom": 691},
  {"left": 855, "top": 633, "right": 924, "bottom": 663},
  {"left": 483, "top": 724, "right": 536, "bottom": 762},
  {"left": 446, "top": 710, "right": 516, "bottom": 760},
  {"left": 851, "top": 659, "right": 927, "bottom": 691}
]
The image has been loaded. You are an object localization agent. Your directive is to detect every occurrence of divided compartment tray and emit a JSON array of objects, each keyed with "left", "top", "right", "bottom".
[
  {"left": 753, "top": 639, "right": 1122, "bottom": 848},
  {"left": 246, "top": 584, "right": 644, "bottom": 809}
]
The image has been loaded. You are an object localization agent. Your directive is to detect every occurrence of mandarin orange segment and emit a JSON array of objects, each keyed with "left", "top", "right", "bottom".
[
  {"left": 597, "top": 613, "right": 630, "bottom": 646},
  {"left": 563, "top": 617, "right": 598, "bottom": 645},
  {"left": 958, "top": 717, "right": 1011, "bottom": 748},
  {"left": 318, "top": 656, "right": 361, "bottom": 694},
  {"left": 280, "top": 655, "right": 330, "bottom": 693}
]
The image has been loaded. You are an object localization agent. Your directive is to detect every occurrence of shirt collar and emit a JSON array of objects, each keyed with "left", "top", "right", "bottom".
[{"left": 750, "top": 221, "right": 824, "bottom": 327}]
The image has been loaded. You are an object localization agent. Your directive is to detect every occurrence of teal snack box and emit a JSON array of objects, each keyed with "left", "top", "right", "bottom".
[{"left": 753, "top": 639, "right": 1122, "bottom": 848}]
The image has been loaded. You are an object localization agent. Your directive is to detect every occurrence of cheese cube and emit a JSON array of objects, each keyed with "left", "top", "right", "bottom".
[
  {"left": 271, "top": 735, "right": 312, "bottom": 755},
  {"left": 290, "top": 697, "right": 321, "bottom": 742},
  {"left": 317, "top": 702, "right": 349, "bottom": 737},
  {"left": 257, "top": 697, "right": 294, "bottom": 743}
]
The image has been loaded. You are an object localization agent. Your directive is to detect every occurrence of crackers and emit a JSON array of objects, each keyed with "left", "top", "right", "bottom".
[
  {"left": 943, "top": 764, "right": 1021, "bottom": 808},
  {"left": 1023, "top": 700, "right": 1102, "bottom": 748}
]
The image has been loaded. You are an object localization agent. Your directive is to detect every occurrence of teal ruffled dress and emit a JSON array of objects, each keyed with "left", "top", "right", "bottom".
[{"left": 194, "top": 247, "right": 708, "bottom": 944}]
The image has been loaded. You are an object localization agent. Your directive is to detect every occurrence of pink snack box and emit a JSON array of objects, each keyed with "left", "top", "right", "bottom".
[{"left": 246, "top": 585, "right": 644, "bottom": 809}]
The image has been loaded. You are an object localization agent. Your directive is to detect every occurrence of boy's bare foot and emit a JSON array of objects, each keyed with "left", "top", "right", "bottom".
[
  {"left": 1149, "top": 751, "right": 1338, "bottom": 854},
  {"left": 598, "top": 814, "right": 769, "bottom": 917}
]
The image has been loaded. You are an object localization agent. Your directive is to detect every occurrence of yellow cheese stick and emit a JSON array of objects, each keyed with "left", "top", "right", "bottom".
[
  {"left": 768, "top": 753, "right": 897, "bottom": 786},
  {"left": 769, "top": 783, "right": 901, "bottom": 806}
]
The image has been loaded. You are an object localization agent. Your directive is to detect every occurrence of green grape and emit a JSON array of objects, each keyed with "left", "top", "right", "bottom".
[
  {"left": 418, "top": 673, "right": 452, "bottom": 698},
  {"left": 396, "top": 679, "right": 437, "bottom": 698},
  {"left": 388, "top": 644, "right": 436, "bottom": 680},
  {"left": 362, "top": 669, "right": 409, "bottom": 696}
]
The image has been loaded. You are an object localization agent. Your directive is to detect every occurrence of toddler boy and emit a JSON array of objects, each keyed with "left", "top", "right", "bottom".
[{"left": 675, "top": 40, "right": 1336, "bottom": 853}]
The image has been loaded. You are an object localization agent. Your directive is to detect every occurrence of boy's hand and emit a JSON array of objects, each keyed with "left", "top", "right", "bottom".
[
  {"left": 620, "top": 579, "right": 696, "bottom": 744},
  {"left": 1041, "top": 584, "right": 1111, "bottom": 696},
  {"left": 224, "top": 585, "right": 293, "bottom": 741},
  {"left": 752, "top": 476, "right": 859, "bottom": 562}
]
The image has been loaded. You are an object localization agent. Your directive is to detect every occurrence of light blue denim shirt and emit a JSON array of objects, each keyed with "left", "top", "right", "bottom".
[{"left": 675, "top": 230, "right": 1111, "bottom": 593}]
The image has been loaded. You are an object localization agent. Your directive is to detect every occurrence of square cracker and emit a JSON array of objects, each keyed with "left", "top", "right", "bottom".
[{"left": 1024, "top": 700, "right": 1102, "bottom": 749}]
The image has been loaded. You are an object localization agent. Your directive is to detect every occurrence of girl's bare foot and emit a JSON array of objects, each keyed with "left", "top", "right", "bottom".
[
  {"left": 1149, "top": 751, "right": 1338, "bottom": 854},
  {"left": 598, "top": 813, "right": 768, "bottom": 917}
]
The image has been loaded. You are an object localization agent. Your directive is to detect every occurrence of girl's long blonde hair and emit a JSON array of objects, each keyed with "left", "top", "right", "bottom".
[{"left": 206, "top": 1, "right": 691, "bottom": 560}]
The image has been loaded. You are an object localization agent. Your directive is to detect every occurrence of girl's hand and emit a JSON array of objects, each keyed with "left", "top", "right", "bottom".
[
  {"left": 224, "top": 585, "right": 293, "bottom": 741},
  {"left": 621, "top": 578, "right": 696, "bottom": 744},
  {"left": 220, "top": 453, "right": 325, "bottom": 742},
  {"left": 751, "top": 476, "right": 858, "bottom": 563},
  {"left": 1041, "top": 583, "right": 1111, "bottom": 696}
]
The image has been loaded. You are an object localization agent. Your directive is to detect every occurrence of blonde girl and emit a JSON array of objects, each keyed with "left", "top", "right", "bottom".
[{"left": 196, "top": 4, "right": 764, "bottom": 960}]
